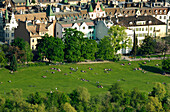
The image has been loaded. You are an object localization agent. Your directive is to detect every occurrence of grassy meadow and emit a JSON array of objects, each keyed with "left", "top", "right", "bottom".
[{"left": 0, "top": 60, "right": 169, "bottom": 98}]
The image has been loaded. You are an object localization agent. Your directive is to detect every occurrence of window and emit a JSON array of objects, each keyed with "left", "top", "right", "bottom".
[
  {"left": 150, "top": 27, "right": 152, "bottom": 31},
  {"left": 169, "top": 23, "right": 170, "bottom": 26},
  {"left": 139, "top": 28, "right": 141, "bottom": 31},
  {"left": 142, "top": 28, "right": 144, "bottom": 31},
  {"left": 136, "top": 28, "right": 138, "bottom": 31},
  {"left": 160, "top": 16, "right": 162, "bottom": 19},
  {"left": 11, "top": 33, "right": 14, "bottom": 37},
  {"left": 146, "top": 28, "right": 148, "bottom": 31},
  {"left": 83, "top": 27, "right": 85, "bottom": 29},
  {"left": 97, "top": 8, "right": 99, "bottom": 11},
  {"left": 164, "top": 16, "right": 166, "bottom": 19},
  {"left": 32, "top": 45, "right": 34, "bottom": 50},
  {"left": 91, "top": 14, "right": 93, "bottom": 17},
  {"left": 57, "top": 32, "right": 59, "bottom": 35},
  {"left": 32, "top": 39, "right": 34, "bottom": 42}
]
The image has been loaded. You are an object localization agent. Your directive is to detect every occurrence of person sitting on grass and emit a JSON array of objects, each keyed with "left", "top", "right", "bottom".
[
  {"left": 143, "top": 62, "right": 146, "bottom": 64},
  {"left": 58, "top": 68, "right": 61, "bottom": 72},
  {"left": 128, "top": 63, "right": 131, "bottom": 65}
]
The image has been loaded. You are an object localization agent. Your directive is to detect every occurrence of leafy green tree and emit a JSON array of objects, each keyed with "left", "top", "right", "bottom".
[
  {"left": 62, "top": 102, "right": 77, "bottom": 112},
  {"left": 96, "top": 36, "right": 114, "bottom": 60},
  {"left": 131, "top": 34, "right": 138, "bottom": 58},
  {"left": 146, "top": 96, "right": 163, "bottom": 112},
  {"left": 81, "top": 38, "right": 97, "bottom": 60},
  {"left": 37, "top": 34, "right": 64, "bottom": 62},
  {"left": 9, "top": 54, "right": 17, "bottom": 71},
  {"left": 138, "top": 36, "right": 156, "bottom": 55},
  {"left": 45, "top": 91, "right": 70, "bottom": 110},
  {"left": 11, "top": 38, "right": 26, "bottom": 50},
  {"left": 11, "top": 38, "right": 33, "bottom": 62},
  {"left": 151, "top": 82, "right": 166, "bottom": 101},
  {"left": 109, "top": 83, "right": 125, "bottom": 104},
  {"left": 70, "top": 87, "right": 90, "bottom": 105},
  {"left": 24, "top": 42, "right": 33, "bottom": 63},
  {"left": 0, "top": 46, "right": 6, "bottom": 67},
  {"left": 162, "top": 58, "right": 170, "bottom": 71},
  {"left": 155, "top": 39, "right": 169, "bottom": 55},
  {"left": 129, "top": 88, "right": 148, "bottom": 108},
  {"left": 63, "top": 28, "right": 83, "bottom": 62},
  {"left": 27, "top": 92, "right": 43, "bottom": 105},
  {"left": 106, "top": 25, "right": 132, "bottom": 54}
]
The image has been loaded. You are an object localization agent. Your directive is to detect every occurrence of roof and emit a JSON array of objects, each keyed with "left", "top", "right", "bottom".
[
  {"left": 15, "top": 12, "right": 46, "bottom": 21},
  {"left": 12, "top": 0, "right": 25, "bottom": 3},
  {"left": 111, "top": 15, "right": 166, "bottom": 27},
  {"left": 58, "top": 19, "right": 94, "bottom": 28},
  {"left": 89, "top": 4, "right": 93, "bottom": 12}
]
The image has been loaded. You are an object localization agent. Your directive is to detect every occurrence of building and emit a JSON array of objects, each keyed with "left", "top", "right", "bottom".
[
  {"left": 88, "top": 1, "right": 106, "bottom": 19},
  {"left": 55, "top": 18, "right": 95, "bottom": 39},
  {"left": 111, "top": 15, "right": 166, "bottom": 45},
  {"left": 0, "top": 10, "right": 18, "bottom": 44}
]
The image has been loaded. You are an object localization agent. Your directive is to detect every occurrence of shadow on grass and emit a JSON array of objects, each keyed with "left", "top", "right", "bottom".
[{"left": 139, "top": 64, "right": 163, "bottom": 74}]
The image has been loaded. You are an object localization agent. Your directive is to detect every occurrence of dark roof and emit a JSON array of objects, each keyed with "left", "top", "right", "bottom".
[
  {"left": 111, "top": 15, "right": 166, "bottom": 27},
  {"left": 12, "top": 0, "right": 25, "bottom": 3}
]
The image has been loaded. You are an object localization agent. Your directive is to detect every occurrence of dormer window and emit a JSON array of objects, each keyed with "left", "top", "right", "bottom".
[
  {"left": 129, "top": 22, "right": 133, "bottom": 25},
  {"left": 155, "top": 10, "right": 158, "bottom": 14},
  {"left": 160, "top": 10, "right": 162, "bottom": 14},
  {"left": 149, "top": 20, "right": 152, "bottom": 24},
  {"left": 164, "top": 10, "right": 166, "bottom": 14}
]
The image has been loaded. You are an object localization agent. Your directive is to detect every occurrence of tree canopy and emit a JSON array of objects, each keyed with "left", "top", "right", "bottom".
[{"left": 36, "top": 34, "right": 64, "bottom": 62}]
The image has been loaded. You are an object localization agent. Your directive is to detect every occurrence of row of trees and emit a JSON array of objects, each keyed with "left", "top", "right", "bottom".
[
  {"left": 131, "top": 36, "right": 170, "bottom": 56},
  {"left": 0, "top": 82, "right": 169, "bottom": 111},
  {"left": 37, "top": 26, "right": 131, "bottom": 62},
  {"left": 0, "top": 38, "right": 33, "bottom": 71}
]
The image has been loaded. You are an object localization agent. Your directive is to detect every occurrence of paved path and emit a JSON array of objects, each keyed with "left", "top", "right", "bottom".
[{"left": 121, "top": 56, "right": 168, "bottom": 61}]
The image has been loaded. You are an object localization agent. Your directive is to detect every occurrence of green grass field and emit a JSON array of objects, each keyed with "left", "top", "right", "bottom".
[{"left": 0, "top": 60, "right": 169, "bottom": 98}]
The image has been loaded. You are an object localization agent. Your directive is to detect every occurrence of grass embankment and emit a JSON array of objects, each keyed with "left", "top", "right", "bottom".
[{"left": 0, "top": 60, "right": 169, "bottom": 98}]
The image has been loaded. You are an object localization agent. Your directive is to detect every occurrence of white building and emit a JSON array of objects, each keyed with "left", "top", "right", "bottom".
[
  {"left": 55, "top": 18, "right": 95, "bottom": 39},
  {"left": 111, "top": 15, "right": 167, "bottom": 45},
  {"left": 0, "top": 10, "right": 18, "bottom": 44}
]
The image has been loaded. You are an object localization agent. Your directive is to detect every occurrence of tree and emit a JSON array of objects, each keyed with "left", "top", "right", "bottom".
[
  {"left": 109, "top": 83, "right": 125, "bottom": 104},
  {"left": 81, "top": 38, "right": 97, "bottom": 60},
  {"left": 45, "top": 91, "right": 70, "bottom": 110},
  {"left": 62, "top": 103, "right": 77, "bottom": 112},
  {"left": 0, "top": 46, "right": 6, "bottom": 67},
  {"left": 24, "top": 42, "right": 33, "bottom": 63},
  {"left": 7, "top": 46, "right": 26, "bottom": 63},
  {"left": 151, "top": 82, "right": 166, "bottom": 101},
  {"left": 11, "top": 38, "right": 33, "bottom": 62},
  {"left": 96, "top": 36, "right": 114, "bottom": 60},
  {"left": 37, "top": 34, "right": 64, "bottom": 62},
  {"left": 11, "top": 38, "right": 26, "bottom": 50},
  {"left": 63, "top": 28, "right": 84, "bottom": 62},
  {"left": 155, "top": 39, "right": 169, "bottom": 55},
  {"left": 162, "top": 58, "right": 170, "bottom": 72},
  {"left": 131, "top": 33, "right": 138, "bottom": 58},
  {"left": 105, "top": 25, "right": 132, "bottom": 55},
  {"left": 70, "top": 87, "right": 90, "bottom": 104},
  {"left": 27, "top": 92, "right": 43, "bottom": 105},
  {"left": 146, "top": 96, "right": 163, "bottom": 112},
  {"left": 10, "top": 54, "right": 17, "bottom": 71},
  {"left": 138, "top": 36, "right": 156, "bottom": 55}
]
